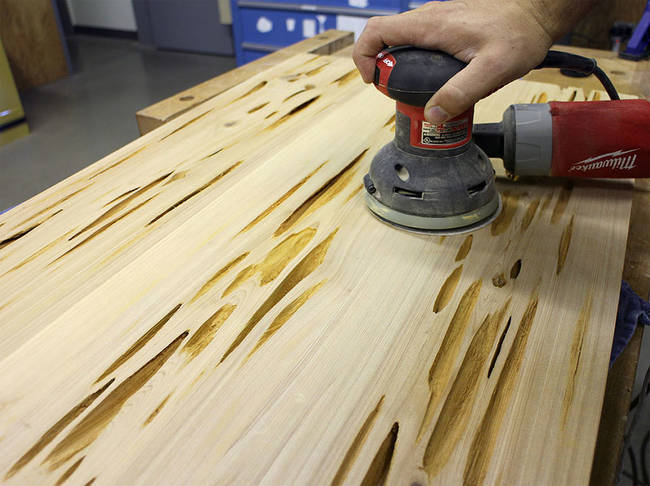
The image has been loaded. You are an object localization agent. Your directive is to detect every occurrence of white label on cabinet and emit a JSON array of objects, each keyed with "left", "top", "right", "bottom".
[
  {"left": 302, "top": 18, "right": 316, "bottom": 37},
  {"left": 256, "top": 17, "right": 273, "bottom": 33},
  {"left": 286, "top": 18, "right": 296, "bottom": 31},
  {"left": 316, "top": 15, "right": 327, "bottom": 33},
  {"left": 348, "top": 0, "right": 369, "bottom": 8}
]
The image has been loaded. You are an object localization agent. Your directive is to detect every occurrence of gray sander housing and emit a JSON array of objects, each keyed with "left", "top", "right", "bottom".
[
  {"left": 364, "top": 110, "right": 498, "bottom": 222},
  {"left": 477, "top": 103, "right": 554, "bottom": 176}
]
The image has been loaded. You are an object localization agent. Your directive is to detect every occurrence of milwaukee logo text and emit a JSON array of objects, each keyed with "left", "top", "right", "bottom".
[{"left": 569, "top": 149, "right": 638, "bottom": 173}]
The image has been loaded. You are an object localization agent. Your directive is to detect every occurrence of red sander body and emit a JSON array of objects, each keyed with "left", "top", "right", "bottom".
[{"left": 363, "top": 46, "right": 650, "bottom": 234}]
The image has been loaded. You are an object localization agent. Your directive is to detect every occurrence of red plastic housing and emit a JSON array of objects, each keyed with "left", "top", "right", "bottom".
[{"left": 550, "top": 99, "right": 650, "bottom": 178}]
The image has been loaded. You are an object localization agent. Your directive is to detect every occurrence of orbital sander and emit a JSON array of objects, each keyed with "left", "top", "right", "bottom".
[{"left": 363, "top": 46, "right": 650, "bottom": 234}]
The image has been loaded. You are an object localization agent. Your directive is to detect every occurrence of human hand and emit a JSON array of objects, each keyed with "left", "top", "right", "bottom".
[{"left": 353, "top": 0, "right": 560, "bottom": 123}]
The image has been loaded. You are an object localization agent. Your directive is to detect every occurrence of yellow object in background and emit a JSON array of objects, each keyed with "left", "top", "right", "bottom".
[{"left": 0, "top": 39, "right": 29, "bottom": 146}]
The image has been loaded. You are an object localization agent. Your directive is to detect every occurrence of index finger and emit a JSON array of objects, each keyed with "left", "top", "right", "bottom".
[{"left": 353, "top": 14, "right": 423, "bottom": 82}]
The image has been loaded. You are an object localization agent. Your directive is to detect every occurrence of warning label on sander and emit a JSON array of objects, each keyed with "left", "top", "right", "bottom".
[{"left": 420, "top": 118, "right": 470, "bottom": 147}]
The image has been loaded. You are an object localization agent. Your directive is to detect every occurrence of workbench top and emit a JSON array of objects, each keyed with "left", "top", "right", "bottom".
[{"left": 0, "top": 31, "right": 647, "bottom": 486}]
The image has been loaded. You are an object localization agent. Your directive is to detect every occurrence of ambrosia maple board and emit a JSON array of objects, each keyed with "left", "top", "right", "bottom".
[{"left": 0, "top": 51, "right": 634, "bottom": 486}]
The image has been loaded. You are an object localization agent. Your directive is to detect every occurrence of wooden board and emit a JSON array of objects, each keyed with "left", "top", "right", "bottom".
[
  {"left": 135, "top": 30, "right": 354, "bottom": 135},
  {"left": 0, "top": 52, "right": 634, "bottom": 485},
  {"left": 0, "top": 0, "right": 68, "bottom": 91}
]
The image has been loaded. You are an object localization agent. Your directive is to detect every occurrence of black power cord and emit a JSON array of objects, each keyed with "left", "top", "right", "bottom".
[{"left": 534, "top": 50, "right": 621, "bottom": 100}]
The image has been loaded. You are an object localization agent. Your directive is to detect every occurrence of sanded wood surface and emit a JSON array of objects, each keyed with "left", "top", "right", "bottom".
[
  {"left": 135, "top": 30, "right": 354, "bottom": 135},
  {"left": 0, "top": 52, "right": 634, "bottom": 485},
  {"left": 0, "top": 0, "right": 68, "bottom": 91}
]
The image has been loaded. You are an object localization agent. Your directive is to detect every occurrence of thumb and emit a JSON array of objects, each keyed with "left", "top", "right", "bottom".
[{"left": 424, "top": 55, "right": 508, "bottom": 122}]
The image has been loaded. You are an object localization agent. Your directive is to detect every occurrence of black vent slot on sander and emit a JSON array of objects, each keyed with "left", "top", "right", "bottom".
[{"left": 394, "top": 187, "right": 424, "bottom": 199}]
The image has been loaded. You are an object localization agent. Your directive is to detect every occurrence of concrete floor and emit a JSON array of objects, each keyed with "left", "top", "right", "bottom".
[
  {"left": 1, "top": 33, "right": 648, "bottom": 485},
  {"left": 0, "top": 35, "right": 235, "bottom": 211}
]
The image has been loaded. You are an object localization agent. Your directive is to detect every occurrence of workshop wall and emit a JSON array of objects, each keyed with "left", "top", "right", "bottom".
[
  {"left": 65, "top": 0, "right": 138, "bottom": 31},
  {"left": 571, "top": 0, "right": 647, "bottom": 50}
]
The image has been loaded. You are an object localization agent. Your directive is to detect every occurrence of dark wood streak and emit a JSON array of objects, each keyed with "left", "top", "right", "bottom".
[
  {"left": 54, "top": 456, "right": 84, "bottom": 486},
  {"left": 274, "top": 150, "right": 368, "bottom": 236},
  {"left": 182, "top": 304, "right": 237, "bottom": 362},
  {"left": 360, "top": 423, "right": 399, "bottom": 486},
  {"left": 423, "top": 299, "right": 510, "bottom": 480},
  {"left": 521, "top": 197, "right": 540, "bottom": 231},
  {"left": 233, "top": 80, "right": 268, "bottom": 102},
  {"left": 246, "top": 280, "right": 325, "bottom": 360},
  {"left": 433, "top": 265, "right": 463, "bottom": 313},
  {"left": 51, "top": 195, "right": 158, "bottom": 264},
  {"left": 556, "top": 215, "right": 575, "bottom": 275},
  {"left": 2, "top": 229, "right": 74, "bottom": 276},
  {"left": 160, "top": 110, "right": 212, "bottom": 140},
  {"left": 199, "top": 148, "right": 224, "bottom": 162},
  {"left": 147, "top": 161, "right": 243, "bottom": 226},
  {"left": 0, "top": 223, "right": 40, "bottom": 251},
  {"left": 417, "top": 280, "right": 482, "bottom": 441},
  {"left": 383, "top": 114, "right": 396, "bottom": 127},
  {"left": 103, "top": 187, "right": 140, "bottom": 207},
  {"left": 95, "top": 304, "right": 183, "bottom": 383},
  {"left": 491, "top": 191, "right": 521, "bottom": 236},
  {"left": 488, "top": 317, "right": 511, "bottom": 379},
  {"left": 248, "top": 101, "right": 270, "bottom": 113},
  {"left": 190, "top": 253, "right": 250, "bottom": 303},
  {"left": 89, "top": 145, "right": 148, "bottom": 180},
  {"left": 283, "top": 90, "right": 305, "bottom": 102},
  {"left": 333, "top": 69, "right": 360, "bottom": 86},
  {"left": 562, "top": 293, "right": 592, "bottom": 424},
  {"left": 330, "top": 396, "right": 385, "bottom": 486},
  {"left": 455, "top": 235, "right": 473, "bottom": 262},
  {"left": 143, "top": 393, "right": 173, "bottom": 427},
  {"left": 220, "top": 229, "right": 338, "bottom": 363},
  {"left": 305, "top": 63, "right": 329, "bottom": 76},
  {"left": 70, "top": 172, "right": 171, "bottom": 240},
  {"left": 238, "top": 162, "right": 327, "bottom": 234},
  {"left": 15, "top": 186, "right": 87, "bottom": 227},
  {"left": 551, "top": 183, "right": 573, "bottom": 224},
  {"left": 265, "top": 96, "right": 321, "bottom": 131},
  {"left": 4, "top": 380, "right": 114, "bottom": 480},
  {"left": 45, "top": 332, "right": 189, "bottom": 469},
  {"left": 510, "top": 260, "right": 522, "bottom": 279},
  {"left": 464, "top": 292, "right": 539, "bottom": 486}
]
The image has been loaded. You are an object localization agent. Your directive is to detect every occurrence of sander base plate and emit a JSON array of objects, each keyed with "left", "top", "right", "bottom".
[{"left": 364, "top": 192, "right": 502, "bottom": 235}]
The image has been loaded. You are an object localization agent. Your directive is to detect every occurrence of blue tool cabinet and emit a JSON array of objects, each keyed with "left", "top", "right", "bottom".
[{"left": 230, "top": 0, "right": 411, "bottom": 64}]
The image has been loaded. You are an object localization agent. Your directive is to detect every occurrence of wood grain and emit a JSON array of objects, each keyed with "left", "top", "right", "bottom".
[
  {"left": 135, "top": 30, "right": 354, "bottom": 135},
  {"left": 0, "top": 51, "right": 634, "bottom": 485}
]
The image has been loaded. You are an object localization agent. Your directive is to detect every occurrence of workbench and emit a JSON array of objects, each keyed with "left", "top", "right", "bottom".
[
  {"left": 139, "top": 33, "right": 650, "bottom": 485},
  {"left": 0, "top": 31, "right": 647, "bottom": 486},
  {"left": 137, "top": 39, "right": 650, "bottom": 485}
]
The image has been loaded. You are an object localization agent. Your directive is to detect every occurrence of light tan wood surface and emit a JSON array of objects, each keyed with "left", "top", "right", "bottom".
[
  {"left": 0, "top": 0, "right": 68, "bottom": 91},
  {"left": 0, "top": 51, "right": 636, "bottom": 485},
  {"left": 135, "top": 30, "right": 354, "bottom": 135},
  {"left": 138, "top": 35, "right": 649, "bottom": 486}
]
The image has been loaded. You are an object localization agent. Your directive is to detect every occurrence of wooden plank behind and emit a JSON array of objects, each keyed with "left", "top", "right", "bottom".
[
  {"left": 135, "top": 30, "right": 354, "bottom": 135},
  {"left": 0, "top": 53, "right": 634, "bottom": 485}
]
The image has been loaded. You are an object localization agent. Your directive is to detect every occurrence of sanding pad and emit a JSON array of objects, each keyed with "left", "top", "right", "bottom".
[{"left": 365, "top": 191, "right": 502, "bottom": 235}]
